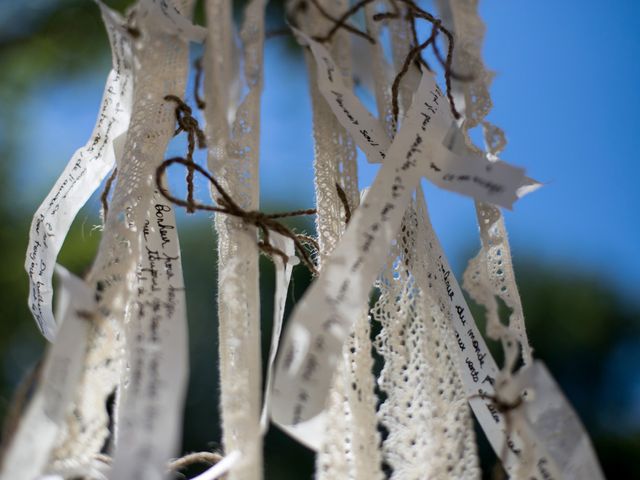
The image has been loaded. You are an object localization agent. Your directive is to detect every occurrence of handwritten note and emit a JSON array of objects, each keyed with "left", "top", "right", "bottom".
[
  {"left": 293, "top": 29, "right": 390, "bottom": 165},
  {"left": 24, "top": 3, "right": 133, "bottom": 340},
  {"left": 413, "top": 188, "right": 562, "bottom": 478},
  {"left": 298, "top": 31, "right": 531, "bottom": 209},
  {"left": 271, "top": 46, "right": 560, "bottom": 474},
  {"left": 109, "top": 194, "right": 189, "bottom": 480},
  {"left": 0, "top": 266, "right": 94, "bottom": 480},
  {"left": 271, "top": 71, "right": 456, "bottom": 426}
]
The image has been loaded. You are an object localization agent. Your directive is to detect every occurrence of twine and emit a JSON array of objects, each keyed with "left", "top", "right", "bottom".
[
  {"left": 335, "top": 182, "right": 352, "bottom": 225},
  {"left": 100, "top": 167, "right": 118, "bottom": 219},
  {"left": 308, "top": 0, "right": 375, "bottom": 44},
  {"left": 389, "top": 21, "right": 439, "bottom": 129},
  {"left": 298, "top": 0, "right": 473, "bottom": 122},
  {"left": 156, "top": 157, "right": 318, "bottom": 274},
  {"left": 164, "top": 95, "right": 207, "bottom": 214},
  {"left": 159, "top": 95, "right": 319, "bottom": 272},
  {"left": 468, "top": 389, "right": 527, "bottom": 465}
]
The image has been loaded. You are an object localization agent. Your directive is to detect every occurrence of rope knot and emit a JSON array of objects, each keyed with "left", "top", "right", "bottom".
[
  {"left": 158, "top": 96, "right": 320, "bottom": 272},
  {"left": 164, "top": 95, "right": 207, "bottom": 213}
]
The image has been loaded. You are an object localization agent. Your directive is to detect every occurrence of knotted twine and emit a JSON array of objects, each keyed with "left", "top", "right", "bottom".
[{"left": 155, "top": 96, "right": 319, "bottom": 273}]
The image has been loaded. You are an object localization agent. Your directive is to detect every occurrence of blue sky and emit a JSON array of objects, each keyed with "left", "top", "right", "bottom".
[{"left": 16, "top": 0, "right": 640, "bottom": 303}]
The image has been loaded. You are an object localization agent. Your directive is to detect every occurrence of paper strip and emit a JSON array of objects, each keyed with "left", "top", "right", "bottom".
[
  {"left": 294, "top": 29, "right": 391, "bottom": 165},
  {"left": 109, "top": 193, "right": 189, "bottom": 480},
  {"left": 48, "top": 0, "right": 192, "bottom": 470},
  {"left": 433, "top": 0, "right": 538, "bottom": 368},
  {"left": 413, "top": 188, "right": 562, "bottom": 478},
  {"left": 271, "top": 65, "right": 560, "bottom": 476},
  {"left": 24, "top": 3, "right": 133, "bottom": 340},
  {"left": 0, "top": 267, "right": 94, "bottom": 480},
  {"left": 260, "top": 233, "right": 298, "bottom": 433},
  {"left": 259, "top": 234, "right": 327, "bottom": 451},
  {"left": 271, "top": 71, "right": 454, "bottom": 426},
  {"left": 298, "top": 31, "right": 531, "bottom": 209},
  {"left": 514, "top": 361, "right": 605, "bottom": 480}
]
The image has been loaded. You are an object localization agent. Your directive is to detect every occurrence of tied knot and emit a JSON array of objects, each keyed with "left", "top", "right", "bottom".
[
  {"left": 164, "top": 95, "right": 207, "bottom": 213},
  {"left": 156, "top": 95, "right": 318, "bottom": 274},
  {"left": 243, "top": 210, "right": 270, "bottom": 225},
  {"left": 156, "top": 157, "right": 319, "bottom": 274},
  {"left": 165, "top": 94, "right": 206, "bottom": 147}
]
